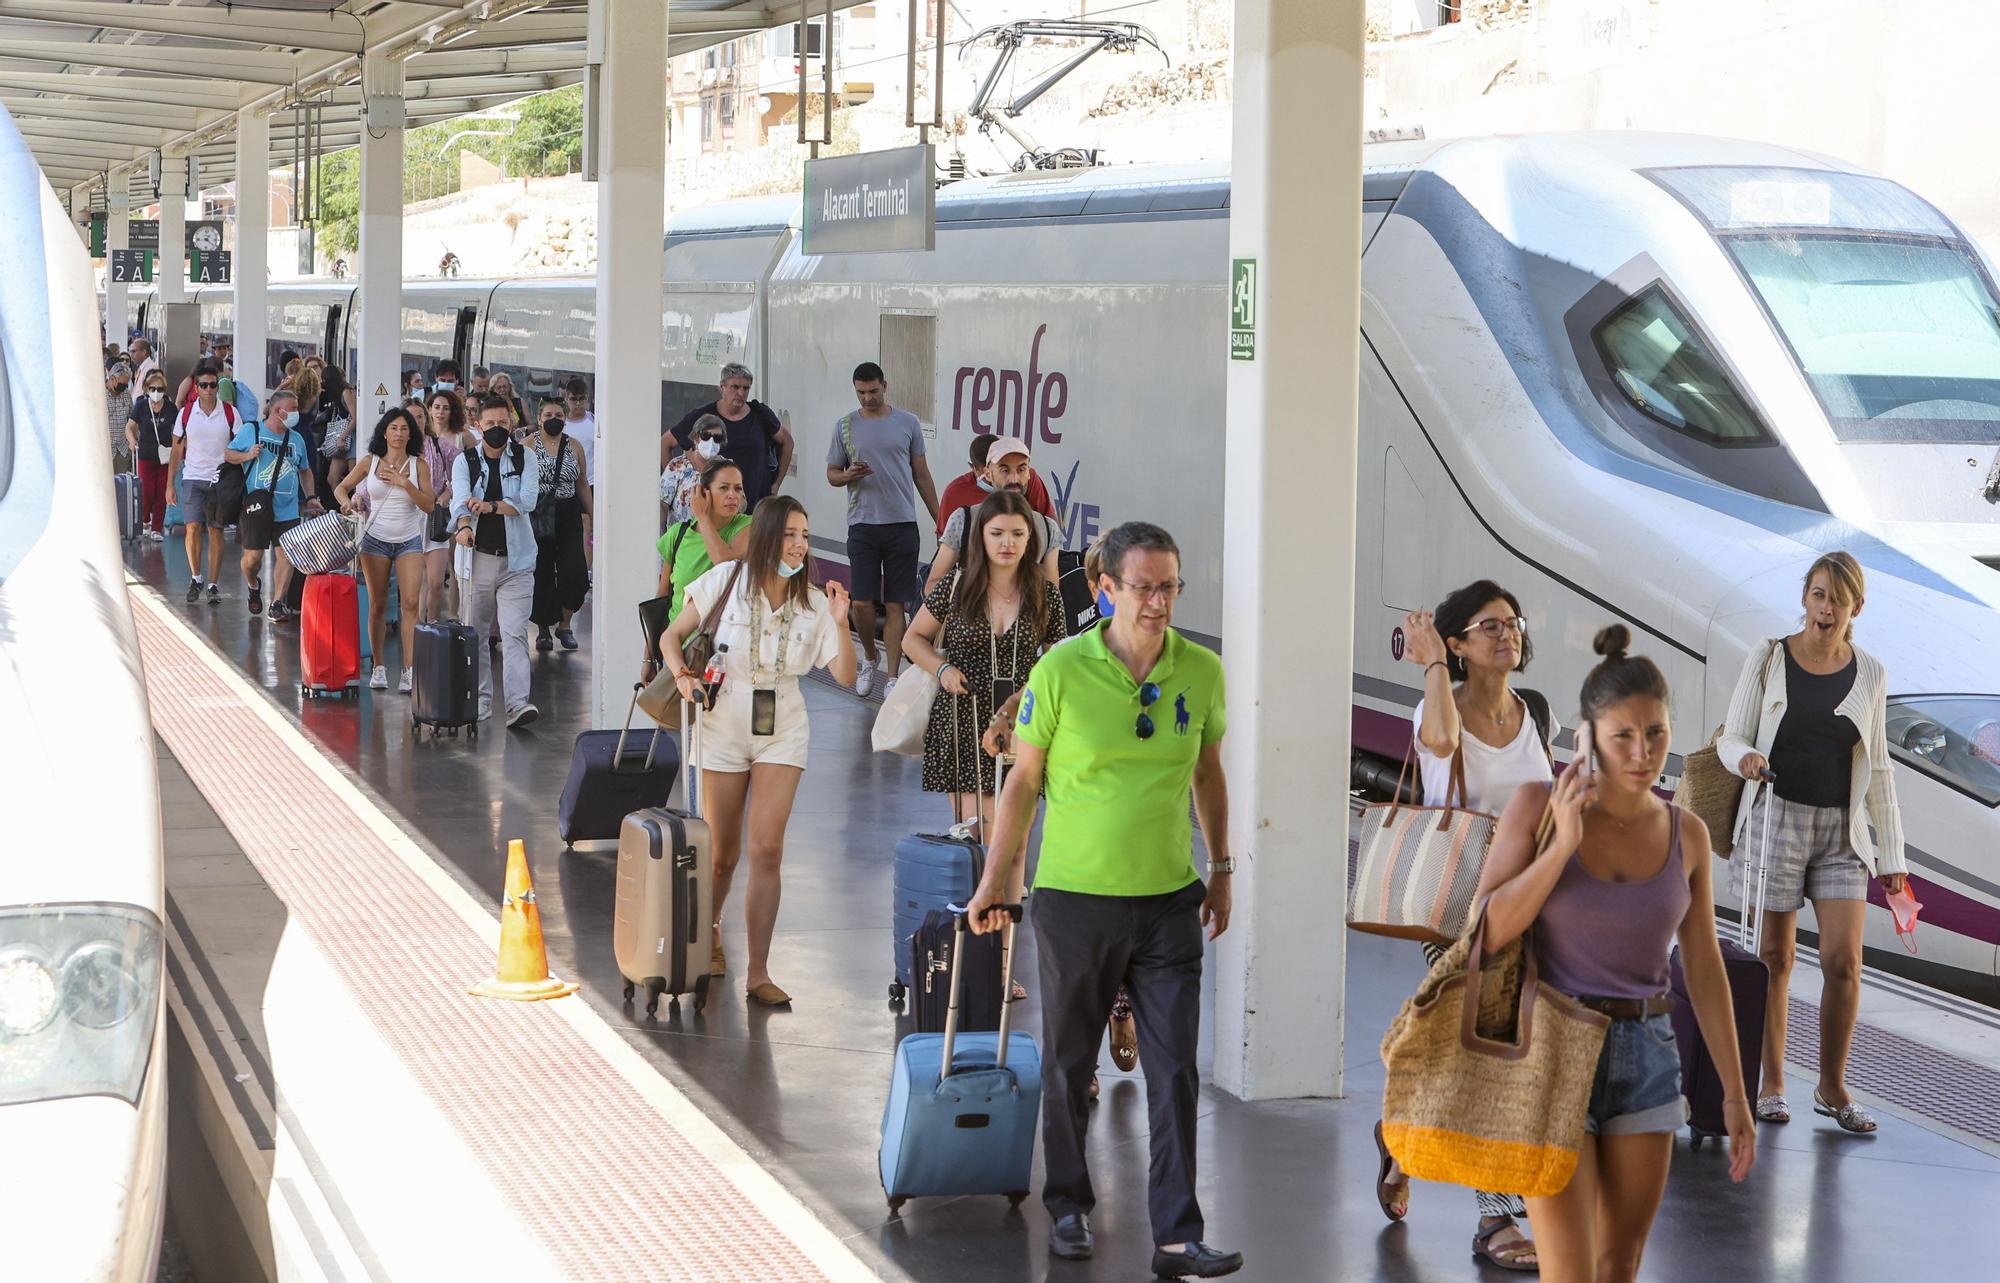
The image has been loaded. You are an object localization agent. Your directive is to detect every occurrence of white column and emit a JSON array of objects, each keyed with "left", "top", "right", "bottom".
[
  {"left": 233, "top": 108, "right": 271, "bottom": 394},
  {"left": 588, "top": 0, "right": 668, "bottom": 730},
  {"left": 105, "top": 188, "right": 130, "bottom": 348},
  {"left": 1213, "top": 0, "right": 1365, "bottom": 1101},
  {"left": 158, "top": 156, "right": 187, "bottom": 305},
  {"left": 356, "top": 61, "right": 406, "bottom": 433}
]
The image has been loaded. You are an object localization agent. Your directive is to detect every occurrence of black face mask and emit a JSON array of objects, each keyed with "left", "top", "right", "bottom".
[
  {"left": 483, "top": 426, "right": 512, "bottom": 450},
  {"left": 542, "top": 417, "right": 563, "bottom": 433}
]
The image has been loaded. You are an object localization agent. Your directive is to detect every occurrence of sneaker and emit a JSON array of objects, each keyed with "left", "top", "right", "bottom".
[
  {"left": 536, "top": 629, "right": 555, "bottom": 653},
  {"left": 369, "top": 666, "right": 389, "bottom": 690},
  {"left": 398, "top": 668, "right": 414, "bottom": 693},
  {"left": 882, "top": 676, "right": 899, "bottom": 703},
  {"left": 147, "top": 530, "right": 165, "bottom": 543},
  {"left": 478, "top": 698, "right": 493, "bottom": 721},
  {"left": 247, "top": 584, "right": 263, "bottom": 616},
  {"left": 557, "top": 628, "right": 578, "bottom": 651},
  {"left": 506, "top": 703, "right": 540, "bottom": 729},
  {"left": 268, "top": 601, "right": 290, "bottom": 624},
  {"left": 854, "top": 657, "right": 876, "bottom": 698},
  {"left": 207, "top": 584, "right": 221, "bottom": 605},
  {"left": 185, "top": 579, "right": 202, "bottom": 605}
]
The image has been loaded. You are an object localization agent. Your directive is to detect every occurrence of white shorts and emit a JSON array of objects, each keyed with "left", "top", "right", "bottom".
[{"left": 698, "top": 679, "right": 812, "bottom": 772}]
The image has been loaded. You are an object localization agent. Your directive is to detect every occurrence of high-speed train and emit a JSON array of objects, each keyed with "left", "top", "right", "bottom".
[
  {"left": 3, "top": 115, "right": 169, "bottom": 1278},
  {"left": 115, "top": 133, "right": 2000, "bottom": 1000}
]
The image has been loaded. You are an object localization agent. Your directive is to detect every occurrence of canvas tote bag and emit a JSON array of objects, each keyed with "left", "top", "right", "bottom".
[{"left": 1348, "top": 746, "right": 1497, "bottom": 945}]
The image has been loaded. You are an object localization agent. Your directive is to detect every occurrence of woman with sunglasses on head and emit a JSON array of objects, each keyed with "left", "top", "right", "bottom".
[
  {"left": 659, "top": 497, "right": 856, "bottom": 1007},
  {"left": 418, "top": 388, "right": 471, "bottom": 622},
  {"left": 126, "top": 368, "right": 176, "bottom": 540},
  {"left": 529, "top": 396, "right": 594, "bottom": 653},
  {"left": 331, "top": 407, "right": 434, "bottom": 691},
  {"left": 1475, "top": 626, "right": 1755, "bottom": 1283},
  {"left": 1374, "top": 579, "right": 1556, "bottom": 1273}
]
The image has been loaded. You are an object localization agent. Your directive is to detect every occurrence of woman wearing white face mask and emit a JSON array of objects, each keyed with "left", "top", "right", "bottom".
[
  {"left": 662, "top": 414, "right": 729, "bottom": 525},
  {"left": 660, "top": 496, "right": 857, "bottom": 1005},
  {"left": 126, "top": 371, "right": 176, "bottom": 541}
]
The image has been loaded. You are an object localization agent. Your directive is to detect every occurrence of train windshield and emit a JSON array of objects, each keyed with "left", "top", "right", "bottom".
[{"left": 1650, "top": 165, "right": 2000, "bottom": 444}]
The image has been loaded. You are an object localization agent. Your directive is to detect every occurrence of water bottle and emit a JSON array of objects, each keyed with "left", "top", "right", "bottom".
[{"left": 701, "top": 643, "right": 729, "bottom": 709}]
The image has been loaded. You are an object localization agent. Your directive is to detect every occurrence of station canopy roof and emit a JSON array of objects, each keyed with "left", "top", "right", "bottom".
[{"left": 0, "top": 1, "right": 853, "bottom": 206}]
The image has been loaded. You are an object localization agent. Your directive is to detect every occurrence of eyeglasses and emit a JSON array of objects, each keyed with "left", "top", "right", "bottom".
[
  {"left": 195, "top": 380, "right": 219, "bottom": 389},
  {"left": 1112, "top": 576, "right": 1185, "bottom": 603},
  {"left": 1461, "top": 616, "right": 1527, "bottom": 640},
  {"left": 1135, "top": 681, "right": 1162, "bottom": 740}
]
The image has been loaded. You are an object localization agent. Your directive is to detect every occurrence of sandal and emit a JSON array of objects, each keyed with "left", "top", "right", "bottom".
[
  {"left": 746, "top": 981, "right": 792, "bottom": 1007},
  {"left": 1755, "top": 1094, "right": 1790, "bottom": 1124},
  {"left": 1472, "top": 1217, "right": 1539, "bottom": 1273},
  {"left": 1814, "top": 1087, "right": 1877, "bottom": 1134},
  {"left": 1010, "top": 981, "right": 1027, "bottom": 1002},
  {"left": 1373, "top": 1121, "right": 1408, "bottom": 1223}
]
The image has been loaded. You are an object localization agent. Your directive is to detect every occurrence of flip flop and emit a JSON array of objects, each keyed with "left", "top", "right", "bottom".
[
  {"left": 1472, "top": 1218, "right": 1540, "bottom": 1273},
  {"left": 1755, "top": 1094, "right": 1790, "bottom": 1123},
  {"left": 1373, "top": 1121, "right": 1408, "bottom": 1223},
  {"left": 1814, "top": 1088, "right": 1877, "bottom": 1134}
]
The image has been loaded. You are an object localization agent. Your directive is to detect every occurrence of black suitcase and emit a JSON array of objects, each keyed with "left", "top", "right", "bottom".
[
  {"left": 910, "top": 906, "right": 1005, "bottom": 1034},
  {"left": 558, "top": 687, "right": 680, "bottom": 848},
  {"left": 412, "top": 618, "right": 480, "bottom": 738},
  {"left": 116, "top": 472, "right": 140, "bottom": 543},
  {"left": 1668, "top": 941, "right": 1768, "bottom": 1149}
]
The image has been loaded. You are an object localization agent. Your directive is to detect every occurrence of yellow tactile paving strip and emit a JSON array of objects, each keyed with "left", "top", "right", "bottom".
[{"left": 134, "top": 589, "right": 856, "bottom": 1282}]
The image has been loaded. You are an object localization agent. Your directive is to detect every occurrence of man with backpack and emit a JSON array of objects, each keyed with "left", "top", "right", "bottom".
[
  {"left": 169, "top": 361, "right": 240, "bottom": 605},
  {"left": 223, "top": 388, "right": 316, "bottom": 623},
  {"left": 451, "top": 394, "right": 544, "bottom": 728}
]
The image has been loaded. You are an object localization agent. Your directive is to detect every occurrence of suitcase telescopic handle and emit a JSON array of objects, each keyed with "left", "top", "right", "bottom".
[
  {"left": 939, "top": 903, "right": 1023, "bottom": 1078},
  {"left": 613, "top": 682, "right": 663, "bottom": 774},
  {"left": 1742, "top": 773, "right": 1777, "bottom": 953}
]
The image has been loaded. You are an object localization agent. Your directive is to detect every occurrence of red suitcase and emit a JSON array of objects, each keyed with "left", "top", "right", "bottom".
[{"left": 301, "top": 574, "right": 361, "bottom": 699}]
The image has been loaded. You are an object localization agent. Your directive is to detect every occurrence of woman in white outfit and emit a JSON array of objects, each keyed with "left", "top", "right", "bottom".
[
  {"left": 331, "top": 407, "right": 434, "bottom": 691},
  {"left": 662, "top": 496, "right": 856, "bottom": 1008}
]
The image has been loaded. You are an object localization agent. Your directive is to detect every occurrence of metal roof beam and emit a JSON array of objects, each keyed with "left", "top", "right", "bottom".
[
  {"left": 403, "top": 48, "right": 582, "bottom": 80},
  {"left": 0, "top": 71, "right": 242, "bottom": 110},
  {"left": 430, "top": 10, "right": 585, "bottom": 51},
  {"left": 12, "top": 117, "right": 180, "bottom": 147},
  {"left": 0, "top": 1, "right": 365, "bottom": 54},
  {"left": 24, "top": 137, "right": 147, "bottom": 166},
  {"left": 0, "top": 94, "right": 203, "bottom": 130},
  {"left": 0, "top": 38, "right": 304, "bottom": 86}
]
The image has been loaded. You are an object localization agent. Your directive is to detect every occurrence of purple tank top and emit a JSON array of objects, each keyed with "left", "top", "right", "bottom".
[{"left": 1535, "top": 805, "right": 1692, "bottom": 1000}]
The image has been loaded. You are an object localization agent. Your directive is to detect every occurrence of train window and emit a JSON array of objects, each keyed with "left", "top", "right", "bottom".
[
  {"left": 1724, "top": 234, "right": 2000, "bottom": 444},
  {"left": 1594, "top": 288, "right": 1771, "bottom": 447},
  {"left": 878, "top": 313, "right": 936, "bottom": 431}
]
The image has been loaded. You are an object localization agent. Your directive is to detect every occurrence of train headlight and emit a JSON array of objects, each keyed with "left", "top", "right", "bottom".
[
  {"left": 1885, "top": 697, "right": 2000, "bottom": 807},
  {"left": 0, "top": 904, "right": 161, "bottom": 1107}
]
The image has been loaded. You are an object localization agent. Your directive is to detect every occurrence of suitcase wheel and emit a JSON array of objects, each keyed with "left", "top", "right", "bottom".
[
  {"left": 1007, "top": 1192, "right": 1028, "bottom": 1208},
  {"left": 888, "top": 980, "right": 906, "bottom": 1004},
  {"left": 622, "top": 980, "right": 635, "bottom": 1004},
  {"left": 644, "top": 978, "right": 663, "bottom": 1017},
  {"left": 693, "top": 974, "right": 710, "bottom": 1015},
  {"left": 887, "top": 1196, "right": 907, "bottom": 1214}
]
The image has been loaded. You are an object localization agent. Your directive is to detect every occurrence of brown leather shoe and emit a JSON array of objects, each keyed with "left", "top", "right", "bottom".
[
  {"left": 746, "top": 981, "right": 791, "bottom": 1007},
  {"left": 1110, "top": 1013, "right": 1139, "bottom": 1073}
]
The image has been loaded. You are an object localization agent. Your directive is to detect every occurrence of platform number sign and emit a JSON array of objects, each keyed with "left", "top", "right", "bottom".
[
  {"left": 1230, "top": 258, "right": 1257, "bottom": 361},
  {"left": 191, "top": 251, "right": 232, "bottom": 284},
  {"left": 109, "top": 249, "right": 153, "bottom": 284}
]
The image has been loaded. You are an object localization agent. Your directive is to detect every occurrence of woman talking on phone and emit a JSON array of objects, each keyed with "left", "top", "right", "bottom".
[
  {"left": 1716, "top": 552, "right": 1906, "bottom": 1133},
  {"left": 1376, "top": 580, "right": 1553, "bottom": 1272},
  {"left": 659, "top": 496, "right": 856, "bottom": 1007},
  {"left": 1477, "top": 626, "right": 1755, "bottom": 1283}
]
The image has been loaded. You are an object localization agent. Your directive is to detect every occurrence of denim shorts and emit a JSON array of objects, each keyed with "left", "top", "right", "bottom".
[
  {"left": 1583, "top": 1013, "right": 1687, "bottom": 1136},
  {"left": 360, "top": 531, "right": 425, "bottom": 560}
]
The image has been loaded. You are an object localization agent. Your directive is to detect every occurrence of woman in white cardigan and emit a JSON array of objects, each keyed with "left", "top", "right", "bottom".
[{"left": 1717, "top": 551, "right": 1906, "bottom": 1134}]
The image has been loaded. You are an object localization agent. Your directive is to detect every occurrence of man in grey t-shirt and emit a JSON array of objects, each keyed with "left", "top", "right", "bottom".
[{"left": 824, "top": 361, "right": 940, "bottom": 698}]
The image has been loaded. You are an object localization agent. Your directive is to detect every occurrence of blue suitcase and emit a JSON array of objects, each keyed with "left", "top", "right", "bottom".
[
  {"left": 880, "top": 906, "right": 1039, "bottom": 1211},
  {"left": 558, "top": 687, "right": 680, "bottom": 848},
  {"left": 356, "top": 572, "right": 401, "bottom": 660},
  {"left": 889, "top": 751, "right": 1001, "bottom": 1004},
  {"left": 165, "top": 499, "right": 184, "bottom": 536}
]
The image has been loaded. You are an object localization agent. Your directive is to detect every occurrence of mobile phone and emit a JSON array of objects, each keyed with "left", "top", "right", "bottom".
[
  {"left": 751, "top": 688, "right": 776, "bottom": 737},
  {"left": 992, "top": 676, "right": 1017, "bottom": 708},
  {"left": 1574, "top": 722, "right": 1598, "bottom": 780}
]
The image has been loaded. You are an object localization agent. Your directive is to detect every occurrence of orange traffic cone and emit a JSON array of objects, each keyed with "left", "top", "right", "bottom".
[{"left": 469, "top": 839, "right": 579, "bottom": 1002}]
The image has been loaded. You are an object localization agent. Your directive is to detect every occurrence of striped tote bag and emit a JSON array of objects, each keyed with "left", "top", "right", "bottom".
[
  {"left": 1347, "top": 747, "right": 1496, "bottom": 946},
  {"left": 280, "top": 511, "right": 361, "bottom": 577}
]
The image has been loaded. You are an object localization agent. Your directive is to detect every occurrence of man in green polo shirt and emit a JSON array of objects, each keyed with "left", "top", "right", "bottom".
[{"left": 968, "top": 521, "right": 1241, "bottom": 1280}]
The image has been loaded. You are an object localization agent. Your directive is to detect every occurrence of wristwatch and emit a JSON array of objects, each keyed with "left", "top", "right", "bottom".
[{"left": 1207, "top": 859, "right": 1236, "bottom": 875}]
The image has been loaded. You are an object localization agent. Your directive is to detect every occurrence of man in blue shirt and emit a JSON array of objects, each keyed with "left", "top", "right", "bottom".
[{"left": 224, "top": 388, "right": 317, "bottom": 622}]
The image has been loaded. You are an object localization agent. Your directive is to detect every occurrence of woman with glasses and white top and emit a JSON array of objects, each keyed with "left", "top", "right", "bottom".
[{"left": 1375, "top": 579, "right": 1555, "bottom": 1274}]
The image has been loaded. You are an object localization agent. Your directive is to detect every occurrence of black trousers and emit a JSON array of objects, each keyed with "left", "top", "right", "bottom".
[
  {"left": 1032, "top": 880, "right": 1207, "bottom": 1246},
  {"left": 530, "top": 500, "right": 588, "bottom": 627}
]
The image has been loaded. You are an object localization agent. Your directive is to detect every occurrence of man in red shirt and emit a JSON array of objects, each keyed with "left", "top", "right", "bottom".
[{"left": 937, "top": 433, "right": 1056, "bottom": 536}]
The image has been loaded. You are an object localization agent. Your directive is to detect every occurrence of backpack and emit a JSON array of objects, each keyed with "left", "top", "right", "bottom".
[
  {"left": 462, "top": 439, "right": 526, "bottom": 489},
  {"left": 178, "top": 399, "right": 238, "bottom": 434},
  {"left": 1519, "top": 688, "right": 1555, "bottom": 764}
]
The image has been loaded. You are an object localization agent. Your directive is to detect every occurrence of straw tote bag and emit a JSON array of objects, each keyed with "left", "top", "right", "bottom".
[
  {"left": 1348, "top": 746, "right": 1497, "bottom": 945},
  {"left": 1674, "top": 640, "right": 1779, "bottom": 859},
  {"left": 1379, "top": 873, "right": 1611, "bottom": 1197}
]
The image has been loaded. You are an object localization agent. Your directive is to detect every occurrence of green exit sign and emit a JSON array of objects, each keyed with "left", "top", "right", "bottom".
[{"left": 1230, "top": 257, "right": 1257, "bottom": 361}]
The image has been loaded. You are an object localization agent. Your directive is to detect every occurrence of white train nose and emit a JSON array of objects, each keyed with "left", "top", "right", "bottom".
[{"left": 0, "top": 1084, "right": 167, "bottom": 1283}]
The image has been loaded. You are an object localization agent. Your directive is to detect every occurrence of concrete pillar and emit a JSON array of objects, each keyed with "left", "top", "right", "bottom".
[
  {"left": 233, "top": 108, "right": 270, "bottom": 394},
  {"left": 356, "top": 60, "right": 406, "bottom": 433},
  {"left": 587, "top": 0, "right": 668, "bottom": 730},
  {"left": 1212, "top": 0, "right": 1365, "bottom": 1101},
  {"left": 158, "top": 156, "right": 187, "bottom": 305},
  {"left": 105, "top": 188, "right": 130, "bottom": 348}
]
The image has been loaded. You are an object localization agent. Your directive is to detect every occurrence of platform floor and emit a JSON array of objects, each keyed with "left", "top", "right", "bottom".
[{"left": 130, "top": 538, "right": 2000, "bottom": 1282}]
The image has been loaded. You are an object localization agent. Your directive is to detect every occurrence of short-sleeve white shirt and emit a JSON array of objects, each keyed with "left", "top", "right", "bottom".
[
  {"left": 174, "top": 400, "right": 236, "bottom": 483},
  {"left": 1412, "top": 693, "right": 1556, "bottom": 813},
  {"left": 682, "top": 562, "right": 843, "bottom": 688}
]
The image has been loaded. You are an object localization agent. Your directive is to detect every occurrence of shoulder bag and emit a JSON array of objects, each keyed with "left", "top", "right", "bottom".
[
  {"left": 638, "top": 520, "right": 698, "bottom": 660},
  {"left": 636, "top": 560, "right": 745, "bottom": 726},
  {"left": 1347, "top": 745, "right": 1498, "bottom": 944},
  {"left": 237, "top": 431, "right": 292, "bottom": 550},
  {"left": 531, "top": 433, "right": 566, "bottom": 542},
  {"left": 1378, "top": 801, "right": 1611, "bottom": 1199},
  {"left": 1673, "top": 638, "right": 1780, "bottom": 858},
  {"left": 424, "top": 438, "right": 454, "bottom": 543}
]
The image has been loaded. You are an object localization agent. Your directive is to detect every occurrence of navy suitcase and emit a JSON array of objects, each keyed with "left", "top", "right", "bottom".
[
  {"left": 889, "top": 752, "right": 1001, "bottom": 1004},
  {"left": 1668, "top": 940, "right": 1768, "bottom": 1149},
  {"left": 411, "top": 618, "right": 480, "bottom": 738},
  {"left": 910, "top": 906, "right": 1004, "bottom": 1034},
  {"left": 116, "top": 472, "right": 140, "bottom": 543},
  {"left": 558, "top": 687, "right": 680, "bottom": 848},
  {"left": 880, "top": 905, "right": 1040, "bottom": 1211}
]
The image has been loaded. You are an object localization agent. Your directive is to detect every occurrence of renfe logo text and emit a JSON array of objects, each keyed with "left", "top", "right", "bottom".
[{"left": 950, "top": 324, "right": 1067, "bottom": 444}]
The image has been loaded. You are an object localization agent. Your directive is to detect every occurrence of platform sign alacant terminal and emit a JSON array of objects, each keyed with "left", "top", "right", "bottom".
[{"left": 803, "top": 144, "right": 936, "bottom": 256}]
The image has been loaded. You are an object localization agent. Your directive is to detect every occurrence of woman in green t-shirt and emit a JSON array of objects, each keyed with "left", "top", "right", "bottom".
[{"left": 647, "top": 457, "right": 753, "bottom": 677}]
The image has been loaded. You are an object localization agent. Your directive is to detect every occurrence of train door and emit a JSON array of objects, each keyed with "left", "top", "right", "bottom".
[
  {"left": 323, "top": 302, "right": 343, "bottom": 377},
  {"left": 450, "top": 305, "right": 478, "bottom": 375}
]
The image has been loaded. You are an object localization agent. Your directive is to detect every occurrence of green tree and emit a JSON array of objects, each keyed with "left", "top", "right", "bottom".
[
  {"left": 503, "top": 85, "right": 584, "bottom": 176},
  {"left": 314, "top": 148, "right": 359, "bottom": 258}
]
